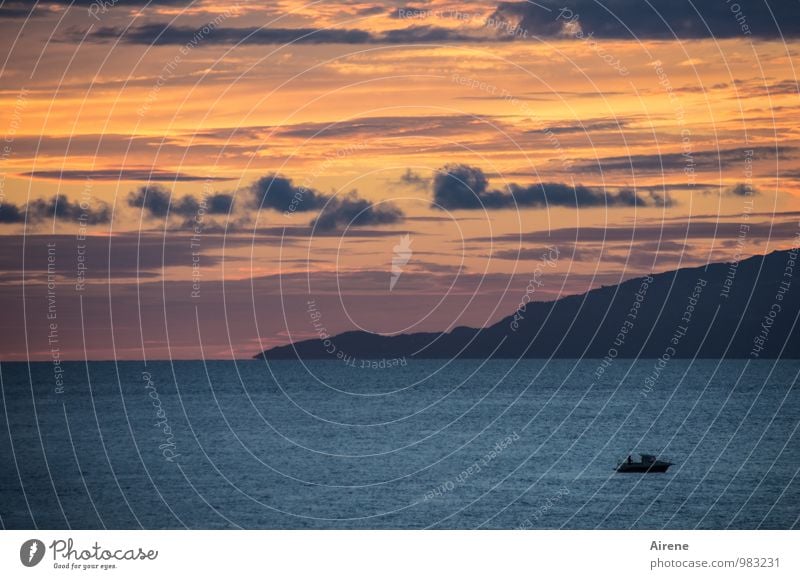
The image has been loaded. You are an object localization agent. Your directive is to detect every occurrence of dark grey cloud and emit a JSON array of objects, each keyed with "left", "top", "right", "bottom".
[
  {"left": 4, "top": 133, "right": 261, "bottom": 170},
  {"left": 254, "top": 226, "right": 404, "bottom": 238},
  {"left": 90, "top": 23, "right": 373, "bottom": 45},
  {"left": 127, "top": 185, "right": 234, "bottom": 219},
  {"left": 636, "top": 240, "right": 692, "bottom": 253},
  {"left": 0, "top": 203, "right": 24, "bottom": 223},
  {"left": 276, "top": 114, "right": 490, "bottom": 140},
  {"left": 493, "top": 246, "right": 592, "bottom": 261},
  {"left": 655, "top": 209, "right": 800, "bottom": 222},
  {"left": 0, "top": 195, "right": 110, "bottom": 224},
  {"left": 492, "top": 242, "right": 696, "bottom": 267},
  {"left": 85, "top": 22, "right": 504, "bottom": 46},
  {"left": 472, "top": 219, "right": 800, "bottom": 244},
  {"left": 128, "top": 185, "right": 171, "bottom": 217},
  {"left": 432, "top": 164, "right": 488, "bottom": 209},
  {"left": 388, "top": 6, "right": 428, "bottom": 19},
  {"left": 738, "top": 79, "right": 799, "bottom": 97},
  {"left": 396, "top": 168, "right": 431, "bottom": 191},
  {"left": 491, "top": 0, "right": 800, "bottom": 39},
  {"left": 540, "top": 118, "right": 629, "bottom": 135},
  {"left": 250, "top": 175, "right": 327, "bottom": 213},
  {"left": 250, "top": 174, "right": 404, "bottom": 231},
  {"left": 312, "top": 195, "right": 404, "bottom": 231},
  {"left": 37, "top": 0, "right": 800, "bottom": 43},
  {"left": 22, "top": 169, "right": 232, "bottom": 182},
  {"left": 431, "top": 164, "right": 671, "bottom": 210},
  {"left": 44, "top": 0, "right": 190, "bottom": 4},
  {"left": 28, "top": 196, "right": 111, "bottom": 224},
  {"left": 357, "top": 5, "right": 386, "bottom": 17},
  {"left": 573, "top": 146, "right": 795, "bottom": 174},
  {"left": 181, "top": 115, "right": 494, "bottom": 145},
  {"left": 1, "top": 0, "right": 191, "bottom": 19},
  {"left": 697, "top": 78, "right": 800, "bottom": 99},
  {"left": 455, "top": 90, "right": 627, "bottom": 102},
  {"left": 725, "top": 183, "right": 761, "bottom": 197},
  {"left": 0, "top": 3, "right": 40, "bottom": 18},
  {"left": 0, "top": 232, "right": 244, "bottom": 285},
  {"left": 206, "top": 193, "right": 235, "bottom": 213},
  {"left": 380, "top": 25, "right": 481, "bottom": 43}
]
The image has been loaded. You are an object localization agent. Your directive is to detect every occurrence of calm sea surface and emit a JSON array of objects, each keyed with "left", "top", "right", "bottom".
[{"left": 1, "top": 359, "right": 798, "bottom": 529}]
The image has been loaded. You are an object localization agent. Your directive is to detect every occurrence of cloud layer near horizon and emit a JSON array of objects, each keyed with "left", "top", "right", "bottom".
[{"left": 58, "top": 0, "right": 800, "bottom": 47}]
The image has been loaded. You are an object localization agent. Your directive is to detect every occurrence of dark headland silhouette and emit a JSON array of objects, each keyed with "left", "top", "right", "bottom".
[{"left": 257, "top": 249, "right": 799, "bottom": 360}]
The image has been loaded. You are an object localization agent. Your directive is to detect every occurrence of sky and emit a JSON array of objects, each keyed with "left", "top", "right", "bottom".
[{"left": 0, "top": 0, "right": 799, "bottom": 360}]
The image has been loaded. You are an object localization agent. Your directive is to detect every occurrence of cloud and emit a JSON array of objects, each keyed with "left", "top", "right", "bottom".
[
  {"left": 456, "top": 90, "right": 627, "bottom": 102},
  {"left": 432, "top": 164, "right": 488, "bottom": 208},
  {"left": 21, "top": 169, "right": 232, "bottom": 182},
  {"left": 42, "top": 0, "right": 190, "bottom": 4},
  {"left": 431, "top": 164, "right": 672, "bottom": 210},
  {"left": 205, "top": 193, "right": 235, "bottom": 213},
  {"left": 312, "top": 194, "right": 404, "bottom": 231},
  {"left": 85, "top": 22, "right": 506, "bottom": 46},
  {"left": 275, "top": 114, "right": 488, "bottom": 140},
  {"left": 725, "top": 183, "right": 761, "bottom": 197},
  {"left": 472, "top": 219, "right": 800, "bottom": 244},
  {"left": 250, "top": 174, "right": 404, "bottom": 231},
  {"left": 176, "top": 115, "right": 493, "bottom": 148},
  {"left": 0, "top": 203, "right": 24, "bottom": 223},
  {"left": 357, "top": 6, "right": 387, "bottom": 17},
  {"left": 27, "top": 196, "right": 111, "bottom": 224},
  {"left": 380, "top": 25, "right": 483, "bottom": 43},
  {"left": 539, "top": 118, "right": 629, "bottom": 135},
  {"left": 572, "top": 146, "right": 795, "bottom": 174},
  {"left": 493, "top": 245, "right": 594, "bottom": 261},
  {"left": 128, "top": 185, "right": 172, "bottom": 217},
  {"left": 40, "top": 1, "right": 800, "bottom": 43},
  {"left": 388, "top": 6, "right": 429, "bottom": 19},
  {"left": 0, "top": 3, "right": 41, "bottom": 18},
  {"left": 699, "top": 78, "right": 777, "bottom": 98},
  {"left": 1, "top": 0, "right": 191, "bottom": 19},
  {"left": 88, "top": 24, "right": 372, "bottom": 46},
  {"left": 396, "top": 168, "right": 431, "bottom": 191},
  {"left": 0, "top": 195, "right": 110, "bottom": 224},
  {"left": 490, "top": 0, "right": 800, "bottom": 39},
  {"left": 128, "top": 185, "right": 234, "bottom": 218},
  {"left": 250, "top": 174, "right": 327, "bottom": 213},
  {"left": 732, "top": 78, "right": 800, "bottom": 98},
  {"left": 493, "top": 240, "right": 696, "bottom": 267}
]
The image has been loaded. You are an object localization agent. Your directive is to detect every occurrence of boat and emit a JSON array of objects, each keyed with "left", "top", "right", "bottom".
[{"left": 615, "top": 453, "right": 673, "bottom": 473}]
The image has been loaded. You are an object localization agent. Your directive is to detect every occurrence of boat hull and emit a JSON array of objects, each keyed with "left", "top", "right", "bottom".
[{"left": 616, "top": 462, "right": 671, "bottom": 473}]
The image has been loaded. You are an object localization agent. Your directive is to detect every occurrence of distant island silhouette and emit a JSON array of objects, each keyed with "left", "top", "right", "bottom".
[{"left": 256, "top": 249, "right": 799, "bottom": 360}]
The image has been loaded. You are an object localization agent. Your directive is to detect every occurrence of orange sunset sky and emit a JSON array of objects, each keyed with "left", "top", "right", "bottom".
[{"left": 0, "top": 0, "right": 799, "bottom": 360}]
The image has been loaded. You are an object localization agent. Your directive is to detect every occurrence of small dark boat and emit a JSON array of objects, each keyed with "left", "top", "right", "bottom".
[{"left": 616, "top": 453, "right": 673, "bottom": 473}]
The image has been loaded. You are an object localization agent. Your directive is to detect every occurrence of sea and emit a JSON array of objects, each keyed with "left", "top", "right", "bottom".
[{"left": 1, "top": 359, "right": 797, "bottom": 529}]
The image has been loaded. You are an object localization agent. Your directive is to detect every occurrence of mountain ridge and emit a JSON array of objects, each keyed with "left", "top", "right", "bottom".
[{"left": 256, "top": 249, "right": 799, "bottom": 360}]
